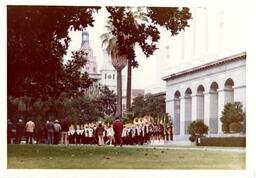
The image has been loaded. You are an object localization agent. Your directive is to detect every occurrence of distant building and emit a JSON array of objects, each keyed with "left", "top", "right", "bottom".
[
  {"left": 79, "top": 30, "right": 144, "bottom": 112},
  {"left": 79, "top": 30, "right": 101, "bottom": 81},
  {"left": 122, "top": 89, "right": 145, "bottom": 111}
]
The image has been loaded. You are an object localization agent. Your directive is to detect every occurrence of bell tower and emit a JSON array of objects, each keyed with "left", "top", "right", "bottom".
[{"left": 81, "top": 30, "right": 89, "bottom": 47}]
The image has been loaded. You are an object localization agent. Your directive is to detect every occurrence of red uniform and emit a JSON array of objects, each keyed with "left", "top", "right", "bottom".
[{"left": 113, "top": 119, "right": 123, "bottom": 146}]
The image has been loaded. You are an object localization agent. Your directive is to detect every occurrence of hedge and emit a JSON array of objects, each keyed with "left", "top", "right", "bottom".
[{"left": 197, "top": 137, "right": 246, "bottom": 147}]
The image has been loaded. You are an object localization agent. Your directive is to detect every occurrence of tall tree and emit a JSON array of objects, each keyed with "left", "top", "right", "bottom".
[
  {"left": 101, "top": 23, "right": 127, "bottom": 118},
  {"left": 106, "top": 7, "right": 191, "bottom": 112},
  {"left": 7, "top": 6, "right": 100, "bottom": 99}
]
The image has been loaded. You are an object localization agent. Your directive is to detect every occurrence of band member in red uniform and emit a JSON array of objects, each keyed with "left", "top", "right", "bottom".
[{"left": 113, "top": 116, "right": 123, "bottom": 147}]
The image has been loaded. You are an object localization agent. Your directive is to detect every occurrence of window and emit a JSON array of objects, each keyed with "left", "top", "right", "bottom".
[
  {"left": 108, "top": 74, "right": 112, "bottom": 79},
  {"left": 113, "top": 74, "right": 115, "bottom": 79},
  {"left": 123, "top": 104, "right": 126, "bottom": 110},
  {"left": 105, "top": 73, "right": 107, "bottom": 79}
]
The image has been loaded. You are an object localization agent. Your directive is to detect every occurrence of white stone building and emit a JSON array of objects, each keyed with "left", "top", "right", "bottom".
[
  {"left": 163, "top": 52, "right": 246, "bottom": 140},
  {"left": 79, "top": 30, "right": 101, "bottom": 81}
]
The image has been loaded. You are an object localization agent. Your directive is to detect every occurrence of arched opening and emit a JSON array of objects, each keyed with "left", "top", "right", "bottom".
[
  {"left": 224, "top": 78, "right": 234, "bottom": 103},
  {"left": 173, "top": 91, "right": 181, "bottom": 135},
  {"left": 184, "top": 88, "right": 192, "bottom": 134},
  {"left": 209, "top": 82, "right": 219, "bottom": 133},
  {"left": 196, "top": 85, "right": 205, "bottom": 121}
]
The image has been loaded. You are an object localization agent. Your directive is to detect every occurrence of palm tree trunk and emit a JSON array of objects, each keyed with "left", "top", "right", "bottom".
[
  {"left": 126, "top": 59, "right": 132, "bottom": 112},
  {"left": 116, "top": 69, "right": 122, "bottom": 118}
]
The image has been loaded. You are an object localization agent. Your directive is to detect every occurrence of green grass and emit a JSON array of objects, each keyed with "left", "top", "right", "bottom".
[{"left": 8, "top": 144, "right": 245, "bottom": 169}]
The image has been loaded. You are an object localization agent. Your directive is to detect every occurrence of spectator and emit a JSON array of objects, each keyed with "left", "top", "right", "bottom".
[
  {"left": 7, "top": 119, "right": 15, "bottom": 144},
  {"left": 54, "top": 120, "right": 61, "bottom": 144},
  {"left": 106, "top": 124, "right": 115, "bottom": 146},
  {"left": 68, "top": 124, "right": 76, "bottom": 144},
  {"left": 46, "top": 120, "right": 55, "bottom": 144},
  {"left": 26, "top": 119, "right": 35, "bottom": 144},
  {"left": 16, "top": 119, "right": 25, "bottom": 144},
  {"left": 75, "top": 125, "right": 83, "bottom": 144},
  {"left": 113, "top": 116, "right": 123, "bottom": 147},
  {"left": 61, "top": 119, "right": 69, "bottom": 144},
  {"left": 95, "top": 122, "right": 105, "bottom": 146}
]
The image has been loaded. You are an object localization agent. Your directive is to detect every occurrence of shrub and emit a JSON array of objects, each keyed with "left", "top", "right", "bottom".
[
  {"left": 222, "top": 122, "right": 229, "bottom": 133},
  {"left": 189, "top": 135, "right": 196, "bottom": 142},
  {"left": 188, "top": 120, "right": 208, "bottom": 136},
  {"left": 220, "top": 102, "right": 245, "bottom": 133},
  {"left": 229, "top": 122, "right": 243, "bottom": 133},
  {"left": 188, "top": 120, "right": 208, "bottom": 142}
]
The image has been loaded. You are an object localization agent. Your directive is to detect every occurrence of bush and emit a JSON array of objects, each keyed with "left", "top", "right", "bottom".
[
  {"left": 188, "top": 120, "right": 208, "bottom": 142},
  {"left": 188, "top": 120, "right": 208, "bottom": 136},
  {"left": 222, "top": 122, "right": 229, "bottom": 133},
  {"left": 229, "top": 122, "right": 243, "bottom": 133},
  {"left": 220, "top": 102, "right": 245, "bottom": 133},
  {"left": 189, "top": 135, "right": 196, "bottom": 142},
  {"left": 197, "top": 137, "right": 245, "bottom": 147}
]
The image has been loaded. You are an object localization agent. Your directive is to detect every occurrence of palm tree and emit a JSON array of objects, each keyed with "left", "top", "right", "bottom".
[{"left": 101, "top": 25, "right": 127, "bottom": 118}]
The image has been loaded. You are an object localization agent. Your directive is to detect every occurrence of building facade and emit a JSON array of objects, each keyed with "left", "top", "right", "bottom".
[
  {"left": 79, "top": 30, "right": 101, "bottom": 81},
  {"left": 163, "top": 52, "right": 246, "bottom": 140}
]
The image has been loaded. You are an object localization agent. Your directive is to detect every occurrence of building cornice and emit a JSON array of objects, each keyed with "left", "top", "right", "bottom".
[{"left": 163, "top": 52, "right": 246, "bottom": 81}]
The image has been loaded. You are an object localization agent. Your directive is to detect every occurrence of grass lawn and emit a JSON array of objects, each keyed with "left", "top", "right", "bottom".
[{"left": 8, "top": 144, "right": 245, "bottom": 169}]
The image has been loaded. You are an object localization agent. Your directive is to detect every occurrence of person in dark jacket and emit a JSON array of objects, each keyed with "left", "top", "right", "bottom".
[
  {"left": 15, "top": 119, "right": 25, "bottom": 144},
  {"left": 61, "top": 119, "right": 69, "bottom": 144},
  {"left": 113, "top": 116, "right": 123, "bottom": 147},
  {"left": 46, "top": 120, "right": 55, "bottom": 144}
]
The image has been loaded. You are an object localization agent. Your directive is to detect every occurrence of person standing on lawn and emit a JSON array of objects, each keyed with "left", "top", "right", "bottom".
[
  {"left": 95, "top": 122, "right": 105, "bottom": 146},
  {"left": 61, "top": 119, "right": 69, "bottom": 144},
  {"left": 25, "top": 119, "right": 35, "bottom": 144},
  {"left": 16, "top": 119, "right": 25, "bottom": 144},
  {"left": 113, "top": 116, "right": 123, "bottom": 147},
  {"left": 46, "top": 119, "right": 55, "bottom": 144},
  {"left": 106, "top": 124, "right": 115, "bottom": 146},
  {"left": 54, "top": 120, "right": 61, "bottom": 144}
]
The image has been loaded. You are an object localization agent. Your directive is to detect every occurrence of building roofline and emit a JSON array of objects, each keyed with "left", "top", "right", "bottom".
[
  {"left": 151, "top": 91, "right": 166, "bottom": 97},
  {"left": 162, "top": 52, "right": 246, "bottom": 81}
]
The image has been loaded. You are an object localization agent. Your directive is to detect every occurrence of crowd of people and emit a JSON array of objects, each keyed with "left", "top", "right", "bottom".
[{"left": 7, "top": 117, "right": 173, "bottom": 146}]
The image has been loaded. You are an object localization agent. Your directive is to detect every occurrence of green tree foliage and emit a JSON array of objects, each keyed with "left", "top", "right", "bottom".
[
  {"left": 131, "top": 93, "right": 166, "bottom": 118},
  {"left": 8, "top": 6, "right": 100, "bottom": 99},
  {"left": 8, "top": 85, "right": 117, "bottom": 129},
  {"left": 220, "top": 102, "right": 245, "bottom": 133},
  {"left": 131, "top": 95, "right": 145, "bottom": 117}
]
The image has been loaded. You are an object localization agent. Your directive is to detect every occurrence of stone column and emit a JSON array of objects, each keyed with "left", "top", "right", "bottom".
[
  {"left": 204, "top": 92, "right": 218, "bottom": 134},
  {"left": 167, "top": 98, "right": 181, "bottom": 135},
  {"left": 180, "top": 96, "right": 192, "bottom": 135},
  {"left": 204, "top": 92, "right": 211, "bottom": 131},
  {"left": 217, "top": 89, "right": 225, "bottom": 134},
  {"left": 180, "top": 97, "right": 186, "bottom": 136}
]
